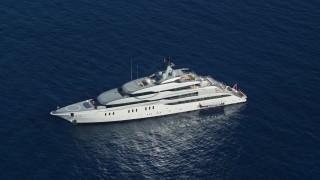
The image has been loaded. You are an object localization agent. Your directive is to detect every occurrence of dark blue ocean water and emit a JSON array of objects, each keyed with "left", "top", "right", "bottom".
[{"left": 1, "top": 0, "right": 320, "bottom": 179}]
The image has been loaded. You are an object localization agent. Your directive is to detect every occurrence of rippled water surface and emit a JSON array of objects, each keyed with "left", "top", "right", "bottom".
[{"left": 0, "top": 0, "right": 319, "bottom": 179}]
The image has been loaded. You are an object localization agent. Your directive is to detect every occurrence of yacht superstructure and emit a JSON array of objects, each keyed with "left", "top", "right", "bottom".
[{"left": 50, "top": 58, "right": 247, "bottom": 124}]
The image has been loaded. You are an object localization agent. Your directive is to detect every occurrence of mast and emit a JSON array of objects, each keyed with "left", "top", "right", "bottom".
[
  {"left": 136, "top": 64, "right": 139, "bottom": 79},
  {"left": 131, "top": 59, "right": 132, "bottom": 81}
]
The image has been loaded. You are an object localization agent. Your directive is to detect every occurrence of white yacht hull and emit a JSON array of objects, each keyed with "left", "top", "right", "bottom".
[
  {"left": 51, "top": 59, "right": 248, "bottom": 124},
  {"left": 52, "top": 95, "right": 246, "bottom": 124}
]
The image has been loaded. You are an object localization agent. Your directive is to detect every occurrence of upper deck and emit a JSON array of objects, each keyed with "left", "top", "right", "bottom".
[
  {"left": 96, "top": 58, "right": 222, "bottom": 105},
  {"left": 121, "top": 68, "right": 186, "bottom": 94}
]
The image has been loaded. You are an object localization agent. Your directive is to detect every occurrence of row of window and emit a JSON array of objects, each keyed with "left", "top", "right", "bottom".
[
  {"left": 167, "top": 86, "right": 192, "bottom": 91},
  {"left": 145, "top": 106, "right": 154, "bottom": 110},
  {"left": 164, "top": 92, "right": 198, "bottom": 100},
  {"left": 106, "top": 92, "right": 198, "bottom": 108},
  {"left": 126, "top": 86, "right": 191, "bottom": 97},
  {"left": 106, "top": 100, "right": 149, "bottom": 108},
  {"left": 167, "top": 94, "right": 231, "bottom": 105},
  {"left": 128, "top": 106, "right": 155, "bottom": 113},
  {"left": 118, "top": 85, "right": 196, "bottom": 98},
  {"left": 105, "top": 112, "right": 115, "bottom": 116},
  {"left": 128, "top": 91, "right": 156, "bottom": 97},
  {"left": 128, "top": 109, "right": 138, "bottom": 113},
  {"left": 103, "top": 95, "right": 229, "bottom": 115},
  {"left": 118, "top": 87, "right": 157, "bottom": 97}
]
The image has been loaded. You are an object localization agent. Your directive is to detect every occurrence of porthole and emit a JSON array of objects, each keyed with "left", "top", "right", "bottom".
[
  {"left": 109, "top": 113, "right": 111, "bottom": 115},
  {"left": 136, "top": 109, "right": 137, "bottom": 112},
  {"left": 132, "top": 109, "right": 134, "bottom": 112},
  {"left": 152, "top": 106, "right": 154, "bottom": 109},
  {"left": 149, "top": 107, "right": 150, "bottom": 110},
  {"left": 113, "top": 112, "right": 115, "bottom": 115},
  {"left": 145, "top": 107, "right": 147, "bottom": 110},
  {"left": 105, "top": 113, "right": 106, "bottom": 116},
  {"left": 128, "top": 110, "right": 130, "bottom": 113}
]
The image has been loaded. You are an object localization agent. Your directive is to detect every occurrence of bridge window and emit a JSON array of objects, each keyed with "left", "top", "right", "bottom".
[{"left": 117, "top": 87, "right": 127, "bottom": 96}]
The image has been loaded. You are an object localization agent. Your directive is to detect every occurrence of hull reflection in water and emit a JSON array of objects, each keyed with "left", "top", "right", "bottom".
[{"left": 69, "top": 104, "right": 246, "bottom": 179}]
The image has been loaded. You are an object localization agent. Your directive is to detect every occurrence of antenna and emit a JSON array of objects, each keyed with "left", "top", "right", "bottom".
[
  {"left": 136, "top": 64, "right": 139, "bottom": 79},
  {"left": 131, "top": 59, "right": 132, "bottom": 81}
]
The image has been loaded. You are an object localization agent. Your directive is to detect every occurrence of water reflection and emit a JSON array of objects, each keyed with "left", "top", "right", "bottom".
[{"left": 71, "top": 104, "right": 246, "bottom": 178}]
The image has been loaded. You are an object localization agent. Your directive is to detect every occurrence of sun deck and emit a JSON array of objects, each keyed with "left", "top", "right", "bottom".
[
  {"left": 179, "top": 74, "right": 195, "bottom": 82},
  {"left": 121, "top": 68, "right": 187, "bottom": 94}
]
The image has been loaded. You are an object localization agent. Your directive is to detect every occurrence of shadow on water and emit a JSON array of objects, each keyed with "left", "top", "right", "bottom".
[{"left": 68, "top": 104, "right": 246, "bottom": 178}]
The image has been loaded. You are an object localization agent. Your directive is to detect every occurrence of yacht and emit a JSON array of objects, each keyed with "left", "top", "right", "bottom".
[{"left": 50, "top": 57, "right": 247, "bottom": 124}]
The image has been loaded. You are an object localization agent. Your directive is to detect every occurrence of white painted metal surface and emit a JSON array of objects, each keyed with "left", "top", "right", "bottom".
[{"left": 51, "top": 59, "right": 247, "bottom": 124}]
